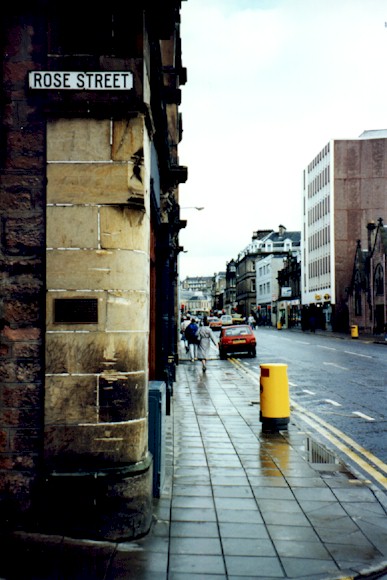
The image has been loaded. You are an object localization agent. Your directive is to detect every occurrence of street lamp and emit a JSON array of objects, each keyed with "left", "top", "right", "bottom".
[{"left": 181, "top": 206, "right": 205, "bottom": 211}]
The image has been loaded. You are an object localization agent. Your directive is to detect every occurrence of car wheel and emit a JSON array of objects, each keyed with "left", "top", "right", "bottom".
[
  {"left": 250, "top": 347, "right": 256, "bottom": 358},
  {"left": 219, "top": 349, "right": 226, "bottom": 360}
]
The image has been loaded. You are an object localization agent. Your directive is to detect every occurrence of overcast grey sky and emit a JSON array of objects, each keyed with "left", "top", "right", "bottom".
[{"left": 177, "top": 0, "right": 387, "bottom": 279}]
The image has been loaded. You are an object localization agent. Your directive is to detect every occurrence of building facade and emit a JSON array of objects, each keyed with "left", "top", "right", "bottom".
[
  {"left": 347, "top": 218, "right": 387, "bottom": 334},
  {"left": 302, "top": 131, "right": 387, "bottom": 332},
  {"left": 235, "top": 230, "right": 273, "bottom": 318},
  {"left": 0, "top": 1, "right": 187, "bottom": 541},
  {"left": 276, "top": 253, "right": 302, "bottom": 328},
  {"left": 211, "top": 272, "right": 226, "bottom": 313},
  {"left": 224, "top": 260, "right": 237, "bottom": 314},
  {"left": 254, "top": 226, "right": 301, "bottom": 327}
]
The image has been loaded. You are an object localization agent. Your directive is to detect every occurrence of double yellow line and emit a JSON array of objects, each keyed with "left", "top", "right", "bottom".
[
  {"left": 291, "top": 400, "right": 387, "bottom": 490},
  {"left": 229, "top": 358, "right": 387, "bottom": 490}
]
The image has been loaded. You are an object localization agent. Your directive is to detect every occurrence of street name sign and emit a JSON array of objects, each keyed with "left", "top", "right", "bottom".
[{"left": 28, "top": 71, "right": 133, "bottom": 90}]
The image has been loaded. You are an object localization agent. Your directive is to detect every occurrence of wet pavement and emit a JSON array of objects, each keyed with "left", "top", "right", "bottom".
[{"left": 1, "top": 335, "right": 387, "bottom": 579}]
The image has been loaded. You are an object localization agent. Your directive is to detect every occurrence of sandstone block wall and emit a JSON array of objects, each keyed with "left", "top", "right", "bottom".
[{"left": 45, "top": 116, "right": 151, "bottom": 469}]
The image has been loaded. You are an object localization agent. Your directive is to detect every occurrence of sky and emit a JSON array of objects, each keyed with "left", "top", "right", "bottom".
[{"left": 177, "top": 0, "right": 387, "bottom": 279}]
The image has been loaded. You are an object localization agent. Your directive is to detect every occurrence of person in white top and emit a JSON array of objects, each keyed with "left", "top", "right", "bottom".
[
  {"left": 180, "top": 316, "right": 191, "bottom": 352},
  {"left": 197, "top": 316, "right": 218, "bottom": 372}
]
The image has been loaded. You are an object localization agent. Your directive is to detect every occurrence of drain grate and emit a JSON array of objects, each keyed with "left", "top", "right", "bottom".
[{"left": 307, "top": 438, "right": 338, "bottom": 464}]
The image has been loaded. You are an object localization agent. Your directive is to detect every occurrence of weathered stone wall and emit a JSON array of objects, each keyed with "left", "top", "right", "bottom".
[
  {"left": 43, "top": 117, "right": 152, "bottom": 538},
  {"left": 0, "top": 2, "right": 186, "bottom": 539},
  {"left": 0, "top": 13, "right": 46, "bottom": 523}
]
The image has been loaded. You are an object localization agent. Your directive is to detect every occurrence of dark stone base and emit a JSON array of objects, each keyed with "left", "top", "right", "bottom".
[
  {"left": 37, "top": 455, "right": 153, "bottom": 541},
  {"left": 260, "top": 415, "right": 289, "bottom": 433}
]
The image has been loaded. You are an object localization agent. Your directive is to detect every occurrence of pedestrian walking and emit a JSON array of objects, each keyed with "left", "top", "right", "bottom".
[
  {"left": 248, "top": 315, "right": 256, "bottom": 329},
  {"left": 185, "top": 317, "right": 199, "bottom": 362},
  {"left": 180, "top": 315, "right": 191, "bottom": 352},
  {"left": 197, "top": 316, "right": 218, "bottom": 372}
]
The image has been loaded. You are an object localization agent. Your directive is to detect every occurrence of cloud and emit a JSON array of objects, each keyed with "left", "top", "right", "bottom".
[{"left": 178, "top": 0, "right": 387, "bottom": 279}]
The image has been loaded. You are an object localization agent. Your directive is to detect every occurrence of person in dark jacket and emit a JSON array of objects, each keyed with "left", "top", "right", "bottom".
[{"left": 185, "top": 318, "right": 199, "bottom": 362}]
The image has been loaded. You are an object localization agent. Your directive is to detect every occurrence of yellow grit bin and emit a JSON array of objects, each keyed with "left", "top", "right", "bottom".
[{"left": 260, "top": 363, "right": 290, "bottom": 432}]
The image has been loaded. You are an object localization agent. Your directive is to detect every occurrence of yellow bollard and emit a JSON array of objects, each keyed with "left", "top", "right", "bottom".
[
  {"left": 350, "top": 325, "right": 359, "bottom": 339},
  {"left": 260, "top": 363, "right": 290, "bottom": 432}
]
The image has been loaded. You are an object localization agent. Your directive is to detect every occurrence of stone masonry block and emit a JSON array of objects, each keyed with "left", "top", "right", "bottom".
[
  {"left": 3, "top": 297, "right": 40, "bottom": 325},
  {"left": 112, "top": 117, "right": 144, "bottom": 162},
  {"left": 44, "top": 419, "right": 148, "bottom": 466},
  {"left": 3, "top": 215, "right": 44, "bottom": 254},
  {"left": 47, "top": 118, "right": 111, "bottom": 161},
  {"left": 47, "top": 163, "right": 142, "bottom": 205},
  {"left": 45, "top": 331, "right": 147, "bottom": 375},
  {"left": 45, "top": 375, "right": 98, "bottom": 426},
  {"left": 98, "top": 374, "right": 146, "bottom": 422},
  {"left": 1, "top": 383, "right": 41, "bottom": 408},
  {"left": 106, "top": 291, "right": 148, "bottom": 332},
  {"left": 46, "top": 205, "right": 99, "bottom": 249},
  {"left": 46, "top": 249, "right": 149, "bottom": 291},
  {"left": 100, "top": 206, "right": 150, "bottom": 251}
]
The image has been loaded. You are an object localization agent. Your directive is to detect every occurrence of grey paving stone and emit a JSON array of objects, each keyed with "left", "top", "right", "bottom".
[
  {"left": 222, "top": 537, "right": 276, "bottom": 557},
  {"left": 169, "top": 536, "right": 222, "bottom": 555},
  {"left": 169, "top": 554, "right": 226, "bottom": 575},
  {"left": 224, "top": 555, "right": 284, "bottom": 578},
  {"left": 218, "top": 522, "right": 270, "bottom": 540},
  {"left": 170, "top": 521, "right": 220, "bottom": 538}
]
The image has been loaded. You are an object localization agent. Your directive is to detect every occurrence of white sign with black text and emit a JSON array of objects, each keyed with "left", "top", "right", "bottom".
[{"left": 28, "top": 71, "right": 133, "bottom": 91}]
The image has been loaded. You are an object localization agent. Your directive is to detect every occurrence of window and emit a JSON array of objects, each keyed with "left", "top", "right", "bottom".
[
  {"left": 354, "top": 271, "right": 362, "bottom": 316},
  {"left": 375, "top": 264, "right": 384, "bottom": 295}
]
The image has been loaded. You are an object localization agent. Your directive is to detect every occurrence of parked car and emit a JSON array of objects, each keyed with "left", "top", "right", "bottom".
[
  {"left": 220, "top": 314, "right": 233, "bottom": 326},
  {"left": 218, "top": 324, "right": 256, "bottom": 359},
  {"left": 232, "top": 314, "right": 245, "bottom": 325},
  {"left": 207, "top": 316, "right": 222, "bottom": 330}
]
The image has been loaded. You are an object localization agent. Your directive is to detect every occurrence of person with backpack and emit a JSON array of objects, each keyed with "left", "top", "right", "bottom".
[{"left": 185, "top": 317, "right": 199, "bottom": 362}]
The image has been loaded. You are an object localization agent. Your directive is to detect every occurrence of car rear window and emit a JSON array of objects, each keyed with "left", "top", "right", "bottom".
[{"left": 224, "top": 327, "right": 250, "bottom": 336}]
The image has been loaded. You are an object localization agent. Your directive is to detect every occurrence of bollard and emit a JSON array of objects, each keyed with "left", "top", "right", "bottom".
[
  {"left": 260, "top": 363, "right": 290, "bottom": 432},
  {"left": 350, "top": 325, "right": 359, "bottom": 339}
]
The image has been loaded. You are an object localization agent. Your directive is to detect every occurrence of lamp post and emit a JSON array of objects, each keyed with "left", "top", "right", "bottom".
[
  {"left": 366, "top": 221, "right": 376, "bottom": 326},
  {"left": 180, "top": 206, "right": 204, "bottom": 211}
]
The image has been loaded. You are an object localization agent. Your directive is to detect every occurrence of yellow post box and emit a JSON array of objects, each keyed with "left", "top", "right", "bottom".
[
  {"left": 350, "top": 325, "right": 359, "bottom": 339},
  {"left": 260, "top": 363, "right": 290, "bottom": 432}
]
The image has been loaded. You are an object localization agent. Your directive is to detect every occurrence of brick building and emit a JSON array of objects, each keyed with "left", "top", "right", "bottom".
[
  {"left": 0, "top": 2, "right": 187, "bottom": 540},
  {"left": 302, "top": 131, "right": 387, "bottom": 332}
]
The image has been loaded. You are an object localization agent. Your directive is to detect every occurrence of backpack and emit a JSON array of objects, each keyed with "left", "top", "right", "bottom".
[{"left": 185, "top": 323, "right": 199, "bottom": 342}]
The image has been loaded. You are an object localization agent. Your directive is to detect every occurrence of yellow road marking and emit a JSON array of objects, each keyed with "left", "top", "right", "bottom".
[
  {"left": 229, "top": 358, "right": 387, "bottom": 489},
  {"left": 292, "top": 401, "right": 387, "bottom": 489}
]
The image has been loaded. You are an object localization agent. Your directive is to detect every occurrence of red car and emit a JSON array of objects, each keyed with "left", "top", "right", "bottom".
[{"left": 218, "top": 324, "right": 256, "bottom": 359}]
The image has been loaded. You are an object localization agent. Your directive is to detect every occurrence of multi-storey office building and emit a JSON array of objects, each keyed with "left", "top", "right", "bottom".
[
  {"left": 302, "top": 130, "right": 387, "bottom": 332},
  {"left": 0, "top": 2, "right": 187, "bottom": 541}
]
